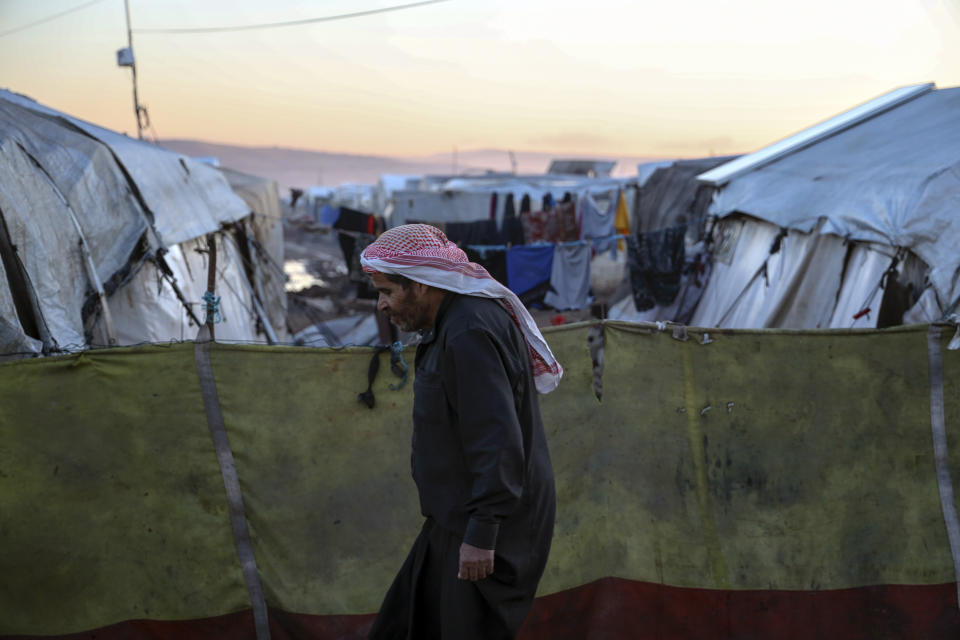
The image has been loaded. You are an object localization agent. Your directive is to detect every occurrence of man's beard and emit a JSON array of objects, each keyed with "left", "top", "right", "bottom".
[{"left": 391, "top": 289, "right": 429, "bottom": 332}]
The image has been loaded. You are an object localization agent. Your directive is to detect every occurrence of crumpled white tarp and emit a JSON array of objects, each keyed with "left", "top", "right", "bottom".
[
  {"left": 708, "top": 86, "right": 960, "bottom": 308},
  {"left": 0, "top": 89, "right": 249, "bottom": 247},
  {"left": 219, "top": 167, "right": 288, "bottom": 341},
  {"left": 691, "top": 216, "right": 931, "bottom": 329},
  {"left": 89, "top": 235, "right": 257, "bottom": 346},
  {"left": 0, "top": 89, "right": 274, "bottom": 353}
]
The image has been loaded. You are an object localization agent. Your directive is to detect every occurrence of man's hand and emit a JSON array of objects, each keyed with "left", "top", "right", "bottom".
[{"left": 458, "top": 542, "right": 495, "bottom": 581}]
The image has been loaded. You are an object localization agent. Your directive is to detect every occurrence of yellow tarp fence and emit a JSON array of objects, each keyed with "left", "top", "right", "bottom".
[{"left": 0, "top": 323, "right": 957, "bottom": 635}]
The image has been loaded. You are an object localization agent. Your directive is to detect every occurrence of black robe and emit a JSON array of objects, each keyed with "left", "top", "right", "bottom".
[{"left": 369, "top": 294, "right": 556, "bottom": 639}]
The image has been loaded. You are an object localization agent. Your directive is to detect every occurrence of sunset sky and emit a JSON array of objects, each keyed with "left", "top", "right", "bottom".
[{"left": 1, "top": 0, "right": 958, "bottom": 159}]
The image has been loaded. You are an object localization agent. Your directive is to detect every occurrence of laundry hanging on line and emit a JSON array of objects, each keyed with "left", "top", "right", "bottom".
[
  {"left": 579, "top": 191, "right": 619, "bottom": 257},
  {"left": 544, "top": 243, "right": 593, "bottom": 311},
  {"left": 465, "top": 246, "right": 508, "bottom": 285},
  {"left": 506, "top": 244, "right": 555, "bottom": 307},
  {"left": 521, "top": 201, "right": 578, "bottom": 244},
  {"left": 626, "top": 224, "right": 687, "bottom": 312},
  {"left": 333, "top": 207, "right": 384, "bottom": 298},
  {"left": 445, "top": 219, "right": 500, "bottom": 247}
]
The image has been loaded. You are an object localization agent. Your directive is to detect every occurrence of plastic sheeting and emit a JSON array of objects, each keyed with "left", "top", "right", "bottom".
[
  {"left": 1, "top": 323, "right": 959, "bottom": 637},
  {"left": 89, "top": 236, "right": 259, "bottom": 346},
  {"left": 0, "top": 90, "right": 282, "bottom": 353},
  {"left": 0, "top": 99, "right": 148, "bottom": 283},
  {"left": 0, "top": 258, "right": 40, "bottom": 357},
  {"left": 707, "top": 86, "right": 960, "bottom": 309},
  {"left": 691, "top": 217, "right": 929, "bottom": 329},
  {"left": 0, "top": 99, "right": 152, "bottom": 352},
  {"left": 1, "top": 89, "right": 250, "bottom": 247},
  {"left": 219, "top": 167, "right": 288, "bottom": 342},
  {"left": 633, "top": 156, "right": 734, "bottom": 232}
]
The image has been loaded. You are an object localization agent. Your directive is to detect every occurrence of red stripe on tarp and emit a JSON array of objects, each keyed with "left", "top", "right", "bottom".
[
  {"left": 5, "top": 579, "right": 959, "bottom": 639},
  {"left": 0, "top": 610, "right": 258, "bottom": 640},
  {"left": 521, "top": 578, "right": 960, "bottom": 640}
]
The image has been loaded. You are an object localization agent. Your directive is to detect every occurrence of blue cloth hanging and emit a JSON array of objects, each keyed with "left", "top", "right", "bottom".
[{"left": 506, "top": 244, "right": 555, "bottom": 298}]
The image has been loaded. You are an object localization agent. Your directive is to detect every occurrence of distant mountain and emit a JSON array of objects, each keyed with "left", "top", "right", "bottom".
[{"left": 158, "top": 139, "right": 669, "bottom": 192}]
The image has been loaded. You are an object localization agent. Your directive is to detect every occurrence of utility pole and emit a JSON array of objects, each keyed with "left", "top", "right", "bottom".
[{"left": 117, "top": 0, "right": 146, "bottom": 139}]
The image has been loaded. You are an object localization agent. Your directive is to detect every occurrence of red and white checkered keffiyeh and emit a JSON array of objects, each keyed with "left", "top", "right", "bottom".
[{"left": 361, "top": 224, "right": 562, "bottom": 394}]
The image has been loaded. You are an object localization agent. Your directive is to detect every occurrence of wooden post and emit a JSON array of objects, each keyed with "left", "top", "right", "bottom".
[{"left": 206, "top": 234, "right": 217, "bottom": 341}]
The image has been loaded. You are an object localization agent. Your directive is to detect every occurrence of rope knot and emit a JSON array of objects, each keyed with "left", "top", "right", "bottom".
[{"left": 202, "top": 290, "right": 222, "bottom": 324}]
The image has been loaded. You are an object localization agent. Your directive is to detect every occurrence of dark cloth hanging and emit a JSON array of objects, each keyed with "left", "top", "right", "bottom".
[
  {"left": 337, "top": 232, "right": 379, "bottom": 299},
  {"left": 626, "top": 225, "right": 687, "bottom": 312},
  {"left": 334, "top": 206, "right": 376, "bottom": 233},
  {"left": 878, "top": 262, "right": 916, "bottom": 329},
  {"left": 504, "top": 193, "right": 517, "bottom": 218},
  {"left": 466, "top": 247, "right": 508, "bottom": 286},
  {"left": 519, "top": 193, "right": 531, "bottom": 214},
  {"left": 500, "top": 192, "right": 525, "bottom": 246},
  {"left": 348, "top": 235, "right": 376, "bottom": 284},
  {"left": 334, "top": 207, "right": 381, "bottom": 299},
  {"left": 445, "top": 219, "right": 500, "bottom": 247},
  {"left": 501, "top": 217, "right": 525, "bottom": 247}
]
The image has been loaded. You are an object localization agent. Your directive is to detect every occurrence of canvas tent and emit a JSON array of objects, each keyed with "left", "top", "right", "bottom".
[
  {"left": 218, "top": 166, "right": 289, "bottom": 343},
  {"left": 608, "top": 156, "right": 735, "bottom": 323},
  {"left": 0, "top": 89, "right": 286, "bottom": 354},
  {"left": 689, "top": 83, "right": 960, "bottom": 329}
]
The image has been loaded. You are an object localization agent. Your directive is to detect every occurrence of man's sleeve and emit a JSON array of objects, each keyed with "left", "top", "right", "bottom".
[{"left": 445, "top": 328, "right": 525, "bottom": 551}]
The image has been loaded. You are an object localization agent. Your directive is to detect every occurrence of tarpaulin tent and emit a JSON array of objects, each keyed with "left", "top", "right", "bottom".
[
  {"left": 218, "top": 166, "right": 289, "bottom": 343},
  {"left": 1, "top": 322, "right": 959, "bottom": 638},
  {"left": 609, "top": 156, "right": 737, "bottom": 324},
  {"left": 0, "top": 89, "right": 286, "bottom": 353},
  {"left": 692, "top": 83, "right": 960, "bottom": 329}
]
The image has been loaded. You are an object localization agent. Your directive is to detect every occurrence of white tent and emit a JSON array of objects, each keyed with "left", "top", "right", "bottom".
[
  {"left": 0, "top": 89, "right": 285, "bottom": 356},
  {"left": 690, "top": 83, "right": 960, "bottom": 328}
]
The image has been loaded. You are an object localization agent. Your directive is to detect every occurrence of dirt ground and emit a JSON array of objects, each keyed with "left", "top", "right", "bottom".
[{"left": 283, "top": 221, "right": 379, "bottom": 335}]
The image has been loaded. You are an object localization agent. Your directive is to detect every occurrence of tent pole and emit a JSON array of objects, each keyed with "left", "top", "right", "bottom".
[
  {"left": 66, "top": 209, "right": 117, "bottom": 345},
  {"left": 205, "top": 233, "right": 217, "bottom": 341}
]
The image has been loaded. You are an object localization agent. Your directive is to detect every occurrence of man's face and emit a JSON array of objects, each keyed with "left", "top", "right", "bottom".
[{"left": 371, "top": 272, "right": 431, "bottom": 332}]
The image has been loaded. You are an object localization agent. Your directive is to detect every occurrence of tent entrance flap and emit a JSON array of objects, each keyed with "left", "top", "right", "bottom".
[{"left": 0, "top": 204, "right": 44, "bottom": 345}]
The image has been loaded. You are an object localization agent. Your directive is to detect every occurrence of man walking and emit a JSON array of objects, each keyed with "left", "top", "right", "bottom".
[{"left": 361, "top": 224, "right": 561, "bottom": 639}]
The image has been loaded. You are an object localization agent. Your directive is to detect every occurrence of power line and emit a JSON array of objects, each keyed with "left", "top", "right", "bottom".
[
  {"left": 134, "top": 0, "right": 453, "bottom": 35},
  {"left": 0, "top": 0, "right": 109, "bottom": 38}
]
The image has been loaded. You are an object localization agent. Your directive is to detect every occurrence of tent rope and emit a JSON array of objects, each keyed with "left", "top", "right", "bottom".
[
  {"left": 927, "top": 325, "right": 960, "bottom": 611},
  {"left": 202, "top": 290, "right": 222, "bottom": 324}
]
